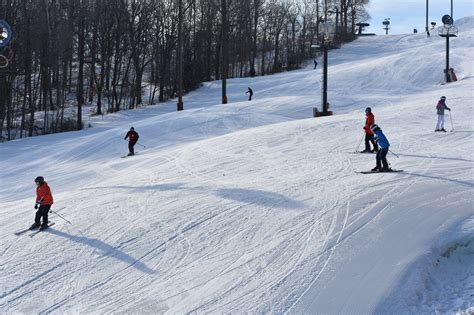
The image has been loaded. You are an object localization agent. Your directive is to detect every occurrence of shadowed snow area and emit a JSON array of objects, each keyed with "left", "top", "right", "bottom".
[{"left": 0, "top": 16, "right": 473, "bottom": 314}]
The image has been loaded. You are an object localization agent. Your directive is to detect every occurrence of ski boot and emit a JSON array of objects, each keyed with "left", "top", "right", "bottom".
[{"left": 29, "top": 222, "right": 40, "bottom": 230}]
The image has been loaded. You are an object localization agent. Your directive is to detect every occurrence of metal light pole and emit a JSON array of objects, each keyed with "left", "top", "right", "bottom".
[
  {"left": 176, "top": 0, "right": 184, "bottom": 111},
  {"left": 221, "top": 0, "right": 228, "bottom": 104},
  {"left": 0, "top": 19, "right": 13, "bottom": 66},
  {"left": 426, "top": 0, "right": 429, "bottom": 35},
  {"left": 445, "top": 33, "right": 450, "bottom": 82},
  {"left": 314, "top": 22, "right": 334, "bottom": 117},
  {"left": 383, "top": 18, "right": 390, "bottom": 35},
  {"left": 451, "top": 0, "right": 453, "bottom": 20},
  {"left": 0, "top": 19, "right": 13, "bottom": 140},
  {"left": 438, "top": 15, "right": 458, "bottom": 83},
  {"left": 322, "top": 37, "right": 328, "bottom": 113}
]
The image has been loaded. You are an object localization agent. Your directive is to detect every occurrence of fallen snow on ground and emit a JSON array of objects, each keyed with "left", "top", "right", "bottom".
[{"left": 0, "top": 16, "right": 473, "bottom": 314}]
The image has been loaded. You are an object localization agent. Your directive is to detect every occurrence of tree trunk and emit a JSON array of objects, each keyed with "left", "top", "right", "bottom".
[{"left": 77, "top": 2, "right": 85, "bottom": 130}]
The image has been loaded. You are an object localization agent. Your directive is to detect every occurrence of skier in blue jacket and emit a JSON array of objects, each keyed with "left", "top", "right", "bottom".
[{"left": 370, "top": 124, "right": 391, "bottom": 172}]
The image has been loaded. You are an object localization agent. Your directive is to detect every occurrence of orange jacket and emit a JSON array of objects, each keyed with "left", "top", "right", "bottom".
[
  {"left": 364, "top": 113, "right": 375, "bottom": 135},
  {"left": 36, "top": 182, "right": 54, "bottom": 205}
]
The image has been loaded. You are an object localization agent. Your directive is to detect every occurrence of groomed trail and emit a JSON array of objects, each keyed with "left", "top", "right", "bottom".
[{"left": 0, "top": 16, "right": 473, "bottom": 314}]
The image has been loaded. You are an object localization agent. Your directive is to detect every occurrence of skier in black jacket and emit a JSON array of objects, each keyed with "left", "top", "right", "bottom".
[
  {"left": 124, "top": 127, "right": 139, "bottom": 156},
  {"left": 246, "top": 87, "right": 253, "bottom": 101}
]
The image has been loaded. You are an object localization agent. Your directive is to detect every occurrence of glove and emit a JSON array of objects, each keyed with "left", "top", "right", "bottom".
[{"left": 34, "top": 203, "right": 39, "bottom": 209}]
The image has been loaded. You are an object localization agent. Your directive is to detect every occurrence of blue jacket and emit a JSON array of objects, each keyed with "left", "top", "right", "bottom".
[{"left": 374, "top": 130, "right": 390, "bottom": 148}]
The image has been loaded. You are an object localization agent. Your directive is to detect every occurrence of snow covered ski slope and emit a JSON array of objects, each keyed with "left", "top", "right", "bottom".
[{"left": 0, "top": 16, "right": 473, "bottom": 314}]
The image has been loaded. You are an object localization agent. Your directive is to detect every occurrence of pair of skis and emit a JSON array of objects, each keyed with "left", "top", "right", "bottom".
[
  {"left": 121, "top": 152, "right": 139, "bottom": 158},
  {"left": 14, "top": 222, "right": 56, "bottom": 237},
  {"left": 351, "top": 151, "right": 403, "bottom": 174},
  {"left": 356, "top": 169, "right": 403, "bottom": 174}
]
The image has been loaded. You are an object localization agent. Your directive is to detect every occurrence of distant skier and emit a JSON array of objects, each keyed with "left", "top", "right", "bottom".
[
  {"left": 314, "top": 59, "right": 318, "bottom": 69},
  {"left": 246, "top": 87, "right": 253, "bottom": 101},
  {"left": 124, "top": 126, "right": 139, "bottom": 155},
  {"left": 370, "top": 124, "right": 391, "bottom": 172},
  {"left": 435, "top": 96, "right": 451, "bottom": 132},
  {"left": 30, "top": 176, "right": 54, "bottom": 230},
  {"left": 361, "top": 107, "right": 378, "bottom": 153},
  {"left": 448, "top": 68, "right": 457, "bottom": 81}
]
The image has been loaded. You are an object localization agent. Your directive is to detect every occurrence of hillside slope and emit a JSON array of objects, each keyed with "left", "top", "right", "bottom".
[{"left": 0, "top": 17, "right": 473, "bottom": 314}]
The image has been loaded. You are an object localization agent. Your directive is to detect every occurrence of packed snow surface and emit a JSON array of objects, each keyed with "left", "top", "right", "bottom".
[{"left": 1, "top": 16, "right": 473, "bottom": 314}]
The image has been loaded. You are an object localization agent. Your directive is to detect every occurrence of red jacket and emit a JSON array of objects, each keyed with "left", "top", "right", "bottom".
[
  {"left": 364, "top": 113, "right": 375, "bottom": 135},
  {"left": 36, "top": 182, "right": 54, "bottom": 205}
]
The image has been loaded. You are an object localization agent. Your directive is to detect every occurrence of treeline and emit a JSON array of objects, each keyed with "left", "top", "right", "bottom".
[{"left": 0, "top": 0, "right": 369, "bottom": 140}]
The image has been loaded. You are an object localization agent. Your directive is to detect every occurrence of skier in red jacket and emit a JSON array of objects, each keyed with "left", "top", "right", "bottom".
[
  {"left": 361, "top": 107, "right": 378, "bottom": 153},
  {"left": 124, "top": 126, "right": 140, "bottom": 156},
  {"left": 30, "top": 176, "right": 54, "bottom": 230}
]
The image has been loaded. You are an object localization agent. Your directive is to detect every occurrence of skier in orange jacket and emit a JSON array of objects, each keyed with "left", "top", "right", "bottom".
[
  {"left": 30, "top": 176, "right": 54, "bottom": 230},
  {"left": 361, "top": 107, "right": 378, "bottom": 153}
]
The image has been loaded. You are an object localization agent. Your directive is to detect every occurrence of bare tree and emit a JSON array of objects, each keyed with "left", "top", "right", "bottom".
[{"left": 1, "top": 0, "right": 372, "bottom": 140}]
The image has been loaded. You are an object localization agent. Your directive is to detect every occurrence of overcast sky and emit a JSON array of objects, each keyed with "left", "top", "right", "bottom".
[{"left": 365, "top": 0, "right": 474, "bottom": 35}]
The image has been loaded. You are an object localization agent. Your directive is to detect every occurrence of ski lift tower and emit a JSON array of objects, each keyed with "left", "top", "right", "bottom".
[
  {"left": 315, "top": 21, "right": 335, "bottom": 117},
  {"left": 438, "top": 14, "right": 458, "bottom": 83},
  {"left": 382, "top": 18, "right": 390, "bottom": 35}
]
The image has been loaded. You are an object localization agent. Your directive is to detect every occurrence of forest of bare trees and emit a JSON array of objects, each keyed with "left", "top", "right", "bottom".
[{"left": 0, "top": 0, "right": 369, "bottom": 140}]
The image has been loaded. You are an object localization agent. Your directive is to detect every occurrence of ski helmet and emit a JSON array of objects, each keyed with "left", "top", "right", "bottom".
[
  {"left": 130, "top": 126, "right": 135, "bottom": 131},
  {"left": 35, "top": 176, "right": 44, "bottom": 184},
  {"left": 370, "top": 124, "right": 381, "bottom": 132},
  {"left": 365, "top": 107, "right": 372, "bottom": 113},
  {"left": 440, "top": 96, "right": 446, "bottom": 100}
]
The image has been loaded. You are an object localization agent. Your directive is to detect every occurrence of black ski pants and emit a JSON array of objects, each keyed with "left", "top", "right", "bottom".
[
  {"left": 35, "top": 205, "right": 51, "bottom": 225},
  {"left": 128, "top": 141, "right": 136, "bottom": 154},
  {"left": 365, "top": 133, "right": 378, "bottom": 151},
  {"left": 376, "top": 147, "right": 389, "bottom": 170}
]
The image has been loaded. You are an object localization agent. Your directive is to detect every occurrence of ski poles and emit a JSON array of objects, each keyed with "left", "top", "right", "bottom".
[
  {"left": 355, "top": 134, "right": 364, "bottom": 153},
  {"left": 449, "top": 110, "right": 454, "bottom": 132},
  {"left": 50, "top": 208, "right": 72, "bottom": 224},
  {"left": 136, "top": 142, "right": 146, "bottom": 148},
  {"left": 388, "top": 149, "right": 399, "bottom": 158}
]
